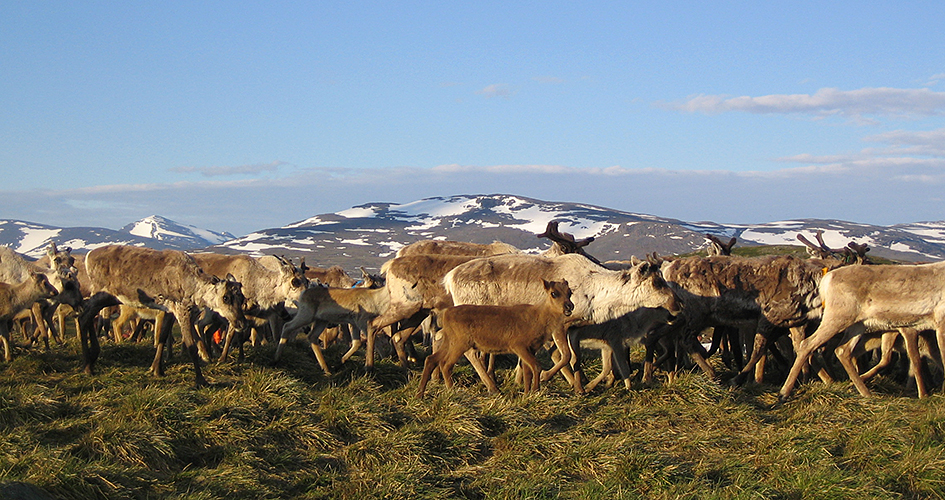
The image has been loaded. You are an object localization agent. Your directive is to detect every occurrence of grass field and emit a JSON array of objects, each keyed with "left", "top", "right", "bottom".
[{"left": 2, "top": 329, "right": 945, "bottom": 500}]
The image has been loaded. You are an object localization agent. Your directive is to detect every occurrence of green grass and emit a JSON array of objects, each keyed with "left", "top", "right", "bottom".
[{"left": 2, "top": 328, "right": 945, "bottom": 499}]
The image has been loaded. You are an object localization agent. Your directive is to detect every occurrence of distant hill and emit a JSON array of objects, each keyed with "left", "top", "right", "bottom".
[
  {"left": 0, "top": 215, "right": 235, "bottom": 258},
  {"left": 2, "top": 194, "right": 943, "bottom": 269},
  {"left": 212, "top": 194, "right": 945, "bottom": 271}
]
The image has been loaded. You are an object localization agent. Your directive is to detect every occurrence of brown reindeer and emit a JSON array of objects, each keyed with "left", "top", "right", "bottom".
[
  {"left": 417, "top": 279, "right": 575, "bottom": 397},
  {"left": 83, "top": 245, "right": 246, "bottom": 386},
  {"left": 0, "top": 273, "right": 59, "bottom": 361},
  {"left": 396, "top": 239, "right": 521, "bottom": 258}
]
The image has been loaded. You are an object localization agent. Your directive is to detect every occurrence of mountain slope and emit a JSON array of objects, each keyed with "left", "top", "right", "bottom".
[
  {"left": 0, "top": 216, "right": 234, "bottom": 258},
  {"left": 215, "top": 194, "right": 945, "bottom": 271},
  {"left": 4, "top": 194, "right": 943, "bottom": 267}
]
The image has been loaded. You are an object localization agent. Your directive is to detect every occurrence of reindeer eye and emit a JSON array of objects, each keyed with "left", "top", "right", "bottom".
[
  {"left": 223, "top": 295, "right": 231, "bottom": 304},
  {"left": 291, "top": 278, "right": 301, "bottom": 288}
]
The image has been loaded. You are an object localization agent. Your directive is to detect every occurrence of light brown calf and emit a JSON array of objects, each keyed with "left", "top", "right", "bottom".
[{"left": 417, "top": 279, "right": 575, "bottom": 397}]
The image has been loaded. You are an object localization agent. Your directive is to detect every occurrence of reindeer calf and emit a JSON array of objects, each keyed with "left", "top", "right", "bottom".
[{"left": 417, "top": 279, "right": 574, "bottom": 397}]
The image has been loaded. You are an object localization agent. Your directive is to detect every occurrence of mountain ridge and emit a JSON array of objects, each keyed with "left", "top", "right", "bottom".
[{"left": 2, "top": 195, "right": 943, "bottom": 269}]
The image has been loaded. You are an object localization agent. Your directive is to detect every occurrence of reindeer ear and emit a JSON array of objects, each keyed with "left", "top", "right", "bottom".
[
  {"left": 226, "top": 273, "right": 239, "bottom": 283},
  {"left": 542, "top": 278, "right": 552, "bottom": 289}
]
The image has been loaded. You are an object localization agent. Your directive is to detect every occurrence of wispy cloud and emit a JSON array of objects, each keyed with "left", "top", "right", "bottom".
[
  {"left": 533, "top": 76, "right": 564, "bottom": 84},
  {"left": 663, "top": 87, "right": 945, "bottom": 120},
  {"left": 169, "top": 160, "right": 287, "bottom": 177},
  {"left": 863, "top": 127, "right": 945, "bottom": 157},
  {"left": 927, "top": 73, "right": 945, "bottom": 86},
  {"left": 6, "top": 159, "right": 945, "bottom": 236},
  {"left": 476, "top": 84, "right": 513, "bottom": 98}
]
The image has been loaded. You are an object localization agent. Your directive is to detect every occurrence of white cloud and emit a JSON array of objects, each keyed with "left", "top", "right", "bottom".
[
  {"left": 863, "top": 127, "right": 945, "bottom": 157},
  {"left": 664, "top": 87, "right": 945, "bottom": 120},
  {"left": 476, "top": 84, "right": 513, "bottom": 98},
  {"left": 169, "top": 160, "right": 287, "bottom": 177},
  {"left": 927, "top": 73, "right": 945, "bottom": 86}
]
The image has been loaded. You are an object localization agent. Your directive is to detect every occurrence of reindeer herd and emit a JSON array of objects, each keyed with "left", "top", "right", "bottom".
[{"left": 1, "top": 223, "right": 943, "bottom": 402}]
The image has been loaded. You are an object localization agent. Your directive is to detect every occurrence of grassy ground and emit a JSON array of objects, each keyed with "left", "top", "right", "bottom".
[{"left": 2, "top": 330, "right": 945, "bottom": 500}]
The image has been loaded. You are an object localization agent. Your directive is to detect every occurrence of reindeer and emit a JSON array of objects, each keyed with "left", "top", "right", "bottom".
[
  {"left": 444, "top": 249, "right": 681, "bottom": 393},
  {"left": 563, "top": 305, "right": 680, "bottom": 392},
  {"left": 780, "top": 260, "right": 945, "bottom": 400},
  {"left": 417, "top": 279, "right": 576, "bottom": 396},
  {"left": 273, "top": 285, "right": 391, "bottom": 375},
  {"left": 730, "top": 232, "right": 871, "bottom": 384},
  {"left": 0, "top": 273, "right": 59, "bottom": 361},
  {"left": 83, "top": 245, "right": 246, "bottom": 386},
  {"left": 190, "top": 253, "right": 308, "bottom": 361},
  {"left": 396, "top": 239, "right": 521, "bottom": 258},
  {"left": 0, "top": 243, "right": 83, "bottom": 348}
]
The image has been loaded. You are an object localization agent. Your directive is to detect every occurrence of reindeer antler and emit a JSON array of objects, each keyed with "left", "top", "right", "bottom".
[
  {"left": 797, "top": 233, "right": 834, "bottom": 259},
  {"left": 537, "top": 221, "right": 595, "bottom": 253},
  {"left": 705, "top": 234, "right": 737, "bottom": 256},
  {"left": 798, "top": 231, "right": 870, "bottom": 264}
]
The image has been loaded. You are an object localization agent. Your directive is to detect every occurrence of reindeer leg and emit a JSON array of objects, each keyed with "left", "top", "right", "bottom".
[
  {"left": 0, "top": 323, "right": 12, "bottom": 362},
  {"left": 150, "top": 313, "right": 175, "bottom": 377},
  {"left": 834, "top": 330, "right": 872, "bottom": 397},
  {"left": 274, "top": 302, "right": 315, "bottom": 363},
  {"left": 340, "top": 324, "right": 362, "bottom": 363},
  {"left": 539, "top": 327, "right": 572, "bottom": 382},
  {"left": 899, "top": 328, "right": 928, "bottom": 398},
  {"left": 175, "top": 305, "right": 208, "bottom": 388},
  {"left": 307, "top": 322, "right": 333, "bottom": 376},
  {"left": 465, "top": 349, "right": 500, "bottom": 394}
]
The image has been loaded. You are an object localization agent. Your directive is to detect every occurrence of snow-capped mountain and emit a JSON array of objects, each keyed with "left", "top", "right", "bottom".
[
  {"left": 4, "top": 194, "right": 945, "bottom": 267},
  {"left": 214, "top": 194, "right": 945, "bottom": 271},
  {"left": 121, "top": 215, "right": 235, "bottom": 247},
  {"left": 0, "top": 216, "right": 235, "bottom": 258}
]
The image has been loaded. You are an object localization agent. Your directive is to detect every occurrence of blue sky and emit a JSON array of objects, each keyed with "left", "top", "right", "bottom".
[{"left": 2, "top": 1, "right": 945, "bottom": 236}]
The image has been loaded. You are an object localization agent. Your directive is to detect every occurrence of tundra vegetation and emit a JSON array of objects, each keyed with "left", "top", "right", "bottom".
[{"left": 2, "top": 331, "right": 945, "bottom": 499}]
